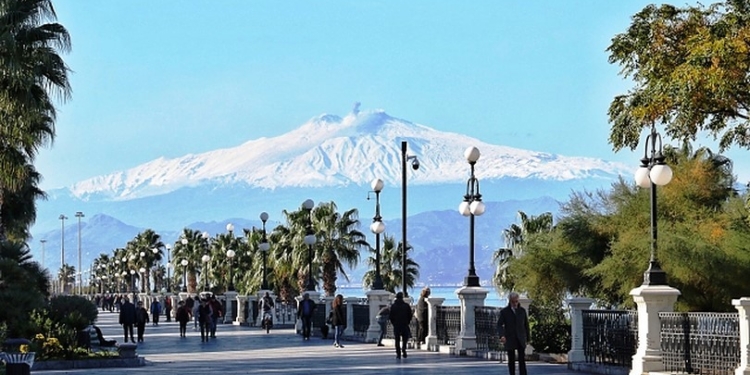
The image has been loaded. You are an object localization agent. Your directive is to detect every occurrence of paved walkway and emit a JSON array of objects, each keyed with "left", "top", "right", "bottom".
[{"left": 34, "top": 309, "right": 591, "bottom": 375}]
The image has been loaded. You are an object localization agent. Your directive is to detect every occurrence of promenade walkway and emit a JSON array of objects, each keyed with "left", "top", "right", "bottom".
[{"left": 34, "top": 309, "right": 591, "bottom": 375}]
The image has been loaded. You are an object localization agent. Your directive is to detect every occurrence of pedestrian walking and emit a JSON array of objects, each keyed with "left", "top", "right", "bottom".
[
  {"left": 209, "top": 295, "right": 223, "bottom": 338},
  {"left": 497, "top": 292, "right": 530, "bottom": 375},
  {"left": 135, "top": 301, "right": 149, "bottom": 342},
  {"left": 376, "top": 305, "right": 390, "bottom": 346},
  {"left": 175, "top": 300, "right": 191, "bottom": 337},
  {"left": 297, "top": 292, "right": 316, "bottom": 340},
  {"left": 389, "top": 292, "right": 412, "bottom": 359},
  {"left": 165, "top": 297, "right": 173, "bottom": 322},
  {"left": 191, "top": 296, "right": 200, "bottom": 330},
  {"left": 416, "top": 287, "right": 431, "bottom": 345},
  {"left": 150, "top": 298, "right": 162, "bottom": 326},
  {"left": 197, "top": 298, "right": 213, "bottom": 342},
  {"left": 119, "top": 296, "right": 136, "bottom": 343},
  {"left": 331, "top": 294, "right": 346, "bottom": 348}
]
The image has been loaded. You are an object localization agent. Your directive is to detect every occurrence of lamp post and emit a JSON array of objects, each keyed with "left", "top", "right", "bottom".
[
  {"left": 302, "top": 199, "right": 317, "bottom": 291},
  {"left": 181, "top": 259, "right": 188, "bottom": 292},
  {"left": 130, "top": 269, "right": 136, "bottom": 300},
  {"left": 59, "top": 213, "right": 67, "bottom": 270},
  {"left": 259, "top": 212, "right": 270, "bottom": 291},
  {"left": 226, "top": 223, "right": 235, "bottom": 291},
  {"left": 166, "top": 244, "right": 172, "bottom": 292},
  {"left": 458, "top": 146, "right": 485, "bottom": 287},
  {"left": 151, "top": 247, "right": 159, "bottom": 292},
  {"left": 201, "top": 232, "right": 210, "bottom": 291},
  {"left": 400, "top": 141, "right": 419, "bottom": 297},
  {"left": 634, "top": 125, "right": 673, "bottom": 286},
  {"left": 368, "top": 178, "right": 385, "bottom": 290},
  {"left": 75, "top": 211, "right": 84, "bottom": 295},
  {"left": 139, "top": 267, "right": 146, "bottom": 294}
]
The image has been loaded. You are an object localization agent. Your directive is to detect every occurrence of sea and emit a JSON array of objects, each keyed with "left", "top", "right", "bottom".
[{"left": 338, "top": 285, "right": 508, "bottom": 307}]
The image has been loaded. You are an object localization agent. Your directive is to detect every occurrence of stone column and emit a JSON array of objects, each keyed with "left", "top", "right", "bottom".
[
  {"left": 235, "top": 295, "right": 248, "bottom": 325},
  {"left": 256, "top": 290, "right": 275, "bottom": 327},
  {"left": 247, "top": 295, "right": 258, "bottom": 326},
  {"left": 366, "top": 290, "right": 392, "bottom": 343},
  {"left": 454, "top": 286, "right": 488, "bottom": 354},
  {"left": 733, "top": 297, "right": 750, "bottom": 375},
  {"left": 344, "top": 297, "right": 359, "bottom": 336},
  {"left": 567, "top": 297, "right": 595, "bottom": 363},
  {"left": 223, "top": 291, "right": 237, "bottom": 324},
  {"left": 629, "top": 285, "right": 681, "bottom": 375},
  {"left": 425, "top": 297, "right": 445, "bottom": 351}
]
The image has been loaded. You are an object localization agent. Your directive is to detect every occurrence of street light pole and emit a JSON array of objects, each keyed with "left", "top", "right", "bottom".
[
  {"left": 259, "top": 212, "right": 270, "bottom": 291},
  {"left": 75, "top": 211, "right": 84, "bottom": 295},
  {"left": 634, "top": 125, "right": 673, "bottom": 286},
  {"left": 201, "top": 232, "right": 210, "bottom": 292},
  {"left": 303, "top": 199, "right": 317, "bottom": 291},
  {"left": 59, "top": 214, "right": 67, "bottom": 293},
  {"left": 226, "top": 223, "right": 236, "bottom": 292},
  {"left": 369, "top": 179, "right": 385, "bottom": 290},
  {"left": 166, "top": 244, "right": 172, "bottom": 292},
  {"left": 181, "top": 259, "right": 188, "bottom": 293},
  {"left": 400, "top": 141, "right": 419, "bottom": 297},
  {"left": 459, "top": 147, "right": 485, "bottom": 287}
]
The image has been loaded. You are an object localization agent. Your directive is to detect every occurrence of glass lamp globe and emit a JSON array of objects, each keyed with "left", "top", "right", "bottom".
[
  {"left": 226, "top": 223, "right": 234, "bottom": 233},
  {"left": 259, "top": 241, "right": 270, "bottom": 252},
  {"left": 260, "top": 212, "right": 269, "bottom": 222},
  {"left": 226, "top": 249, "right": 236, "bottom": 258},
  {"left": 140, "top": 251, "right": 145, "bottom": 257},
  {"left": 151, "top": 248, "right": 158, "bottom": 254},
  {"left": 202, "top": 255, "right": 210, "bottom": 263},
  {"left": 470, "top": 201, "right": 486, "bottom": 216},
  {"left": 371, "top": 178, "right": 384, "bottom": 192},
  {"left": 464, "top": 146, "right": 481, "bottom": 163},
  {"left": 181, "top": 259, "right": 188, "bottom": 266},
  {"left": 304, "top": 234, "right": 316, "bottom": 245},
  {"left": 650, "top": 164, "right": 673, "bottom": 186},
  {"left": 634, "top": 167, "right": 652, "bottom": 188},
  {"left": 202, "top": 231, "right": 209, "bottom": 239},
  {"left": 370, "top": 221, "right": 385, "bottom": 234},
  {"left": 303, "top": 199, "right": 315, "bottom": 210},
  {"left": 130, "top": 270, "right": 135, "bottom": 275},
  {"left": 139, "top": 267, "right": 145, "bottom": 273},
  {"left": 458, "top": 201, "right": 471, "bottom": 217},
  {"left": 181, "top": 238, "right": 188, "bottom": 245}
]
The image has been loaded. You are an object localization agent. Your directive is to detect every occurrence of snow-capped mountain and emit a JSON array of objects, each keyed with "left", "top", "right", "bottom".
[{"left": 68, "top": 106, "right": 629, "bottom": 202}]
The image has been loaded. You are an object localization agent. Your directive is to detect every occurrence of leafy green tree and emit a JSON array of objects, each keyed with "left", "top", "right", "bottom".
[
  {"left": 57, "top": 264, "right": 75, "bottom": 294},
  {"left": 493, "top": 211, "right": 553, "bottom": 294},
  {"left": 172, "top": 229, "right": 210, "bottom": 293},
  {"left": 608, "top": 1, "right": 750, "bottom": 152},
  {"left": 362, "top": 234, "right": 419, "bottom": 293},
  {"left": 1, "top": 164, "right": 45, "bottom": 242},
  {"left": 0, "top": 240, "right": 47, "bottom": 336}
]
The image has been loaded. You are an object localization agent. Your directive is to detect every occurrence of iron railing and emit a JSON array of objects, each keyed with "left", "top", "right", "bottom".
[
  {"left": 475, "top": 306, "right": 504, "bottom": 352},
  {"left": 660, "top": 312, "right": 740, "bottom": 375},
  {"left": 312, "top": 303, "right": 329, "bottom": 338},
  {"left": 436, "top": 305, "right": 461, "bottom": 346},
  {"left": 352, "top": 303, "right": 370, "bottom": 338},
  {"left": 273, "top": 301, "right": 297, "bottom": 326},
  {"left": 582, "top": 310, "right": 637, "bottom": 367}
]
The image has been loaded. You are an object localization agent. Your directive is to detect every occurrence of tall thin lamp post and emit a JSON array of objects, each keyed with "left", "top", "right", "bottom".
[
  {"left": 166, "top": 244, "right": 172, "bottom": 292},
  {"left": 303, "top": 199, "right": 317, "bottom": 291},
  {"left": 259, "top": 212, "right": 270, "bottom": 290},
  {"left": 368, "top": 178, "right": 385, "bottom": 290},
  {"left": 458, "top": 146, "right": 485, "bottom": 287},
  {"left": 226, "top": 223, "right": 236, "bottom": 292},
  {"left": 634, "top": 125, "right": 673, "bottom": 286},
  {"left": 400, "top": 141, "right": 419, "bottom": 297},
  {"left": 201, "top": 231, "right": 210, "bottom": 292},
  {"left": 75, "top": 211, "right": 84, "bottom": 294},
  {"left": 181, "top": 259, "right": 188, "bottom": 293},
  {"left": 59, "top": 214, "right": 67, "bottom": 293},
  {"left": 151, "top": 247, "right": 159, "bottom": 292}
]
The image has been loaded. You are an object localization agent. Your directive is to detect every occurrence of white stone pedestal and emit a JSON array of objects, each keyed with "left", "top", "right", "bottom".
[
  {"left": 365, "top": 290, "right": 392, "bottom": 343},
  {"left": 344, "top": 297, "right": 359, "bottom": 336},
  {"left": 235, "top": 295, "right": 248, "bottom": 325},
  {"left": 733, "top": 298, "right": 750, "bottom": 375},
  {"left": 629, "top": 285, "right": 681, "bottom": 375},
  {"left": 567, "top": 297, "right": 595, "bottom": 363},
  {"left": 454, "top": 286, "right": 488, "bottom": 354},
  {"left": 425, "top": 297, "right": 445, "bottom": 351},
  {"left": 223, "top": 291, "right": 237, "bottom": 324}
]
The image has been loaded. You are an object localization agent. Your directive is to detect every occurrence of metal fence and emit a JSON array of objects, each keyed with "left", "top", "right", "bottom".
[
  {"left": 582, "top": 310, "right": 637, "bottom": 367},
  {"left": 274, "top": 301, "right": 297, "bottom": 326},
  {"left": 312, "top": 302, "right": 329, "bottom": 338},
  {"left": 475, "top": 306, "right": 504, "bottom": 352},
  {"left": 352, "top": 303, "right": 370, "bottom": 338},
  {"left": 436, "top": 305, "right": 461, "bottom": 346},
  {"left": 660, "top": 312, "right": 740, "bottom": 375}
]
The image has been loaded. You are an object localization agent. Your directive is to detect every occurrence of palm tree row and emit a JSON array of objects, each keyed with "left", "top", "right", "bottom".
[{"left": 87, "top": 201, "right": 421, "bottom": 300}]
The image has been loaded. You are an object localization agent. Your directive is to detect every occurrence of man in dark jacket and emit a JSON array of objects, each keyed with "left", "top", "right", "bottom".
[
  {"left": 388, "top": 292, "right": 413, "bottom": 359},
  {"left": 297, "top": 293, "right": 316, "bottom": 340},
  {"left": 119, "top": 296, "right": 137, "bottom": 343},
  {"left": 497, "top": 292, "right": 530, "bottom": 375}
]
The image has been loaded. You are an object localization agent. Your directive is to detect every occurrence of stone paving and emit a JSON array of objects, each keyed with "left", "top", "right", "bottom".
[{"left": 33, "top": 309, "right": 592, "bottom": 375}]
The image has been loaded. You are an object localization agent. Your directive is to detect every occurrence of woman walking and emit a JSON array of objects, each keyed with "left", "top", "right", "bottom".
[
  {"left": 135, "top": 301, "right": 149, "bottom": 343},
  {"left": 331, "top": 294, "right": 346, "bottom": 348},
  {"left": 197, "top": 298, "right": 213, "bottom": 342},
  {"left": 175, "top": 300, "right": 191, "bottom": 337}
]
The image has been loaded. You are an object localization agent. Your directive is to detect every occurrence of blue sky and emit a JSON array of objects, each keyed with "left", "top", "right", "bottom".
[{"left": 36, "top": 0, "right": 749, "bottom": 190}]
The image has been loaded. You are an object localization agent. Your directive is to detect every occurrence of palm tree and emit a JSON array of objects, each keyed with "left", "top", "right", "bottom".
[
  {"left": 0, "top": 164, "right": 45, "bottom": 242},
  {"left": 281, "top": 205, "right": 323, "bottom": 294},
  {"left": 362, "top": 233, "right": 418, "bottom": 293},
  {"left": 493, "top": 211, "right": 554, "bottom": 292},
  {"left": 57, "top": 264, "right": 75, "bottom": 294},
  {"left": 172, "top": 228, "right": 210, "bottom": 293},
  {"left": 312, "top": 201, "right": 368, "bottom": 297},
  {"left": 267, "top": 224, "right": 299, "bottom": 302},
  {"left": 126, "top": 229, "right": 164, "bottom": 292},
  {"left": 0, "top": 0, "right": 71, "bottom": 242}
]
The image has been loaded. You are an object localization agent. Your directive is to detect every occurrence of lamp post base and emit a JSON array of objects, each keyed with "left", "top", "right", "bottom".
[
  {"left": 642, "top": 261, "right": 667, "bottom": 286},
  {"left": 464, "top": 274, "right": 480, "bottom": 288}
]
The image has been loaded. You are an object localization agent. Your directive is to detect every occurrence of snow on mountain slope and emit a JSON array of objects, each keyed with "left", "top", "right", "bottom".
[{"left": 68, "top": 107, "right": 630, "bottom": 201}]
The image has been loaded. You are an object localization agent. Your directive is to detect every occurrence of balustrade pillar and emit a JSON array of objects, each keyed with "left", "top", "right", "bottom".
[
  {"left": 454, "top": 286, "right": 488, "bottom": 354},
  {"left": 223, "top": 291, "right": 237, "bottom": 323},
  {"left": 366, "top": 290, "right": 392, "bottom": 342},
  {"left": 629, "top": 285, "right": 681, "bottom": 375},
  {"left": 235, "top": 295, "right": 248, "bottom": 325},
  {"left": 733, "top": 297, "right": 750, "bottom": 375},
  {"left": 567, "top": 297, "right": 595, "bottom": 363},
  {"left": 425, "top": 297, "right": 445, "bottom": 351},
  {"left": 344, "top": 297, "right": 359, "bottom": 337}
]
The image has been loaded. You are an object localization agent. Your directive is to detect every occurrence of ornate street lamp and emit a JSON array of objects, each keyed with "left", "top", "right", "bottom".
[
  {"left": 59, "top": 214, "right": 68, "bottom": 290},
  {"left": 166, "top": 244, "right": 172, "bottom": 292},
  {"left": 458, "top": 146, "right": 485, "bottom": 287},
  {"left": 201, "top": 231, "right": 210, "bottom": 291},
  {"left": 139, "top": 267, "right": 146, "bottom": 293},
  {"left": 151, "top": 247, "right": 159, "bottom": 292},
  {"left": 180, "top": 258, "right": 188, "bottom": 292},
  {"left": 226, "top": 223, "right": 235, "bottom": 291},
  {"left": 401, "top": 141, "right": 419, "bottom": 297},
  {"left": 368, "top": 178, "right": 385, "bottom": 290},
  {"left": 634, "top": 125, "right": 673, "bottom": 286},
  {"left": 302, "top": 199, "right": 317, "bottom": 291},
  {"left": 75, "top": 211, "right": 84, "bottom": 295},
  {"left": 259, "top": 212, "right": 271, "bottom": 291},
  {"left": 129, "top": 269, "right": 136, "bottom": 300}
]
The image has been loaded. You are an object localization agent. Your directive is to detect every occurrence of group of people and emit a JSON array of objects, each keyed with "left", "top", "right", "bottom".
[{"left": 117, "top": 294, "right": 224, "bottom": 343}]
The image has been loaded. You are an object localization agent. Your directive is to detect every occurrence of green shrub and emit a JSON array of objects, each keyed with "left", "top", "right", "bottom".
[
  {"left": 48, "top": 295, "right": 98, "bottom": 330},
  {"left": 528, "top": 301, "right": 571, "bottom": 353}
]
